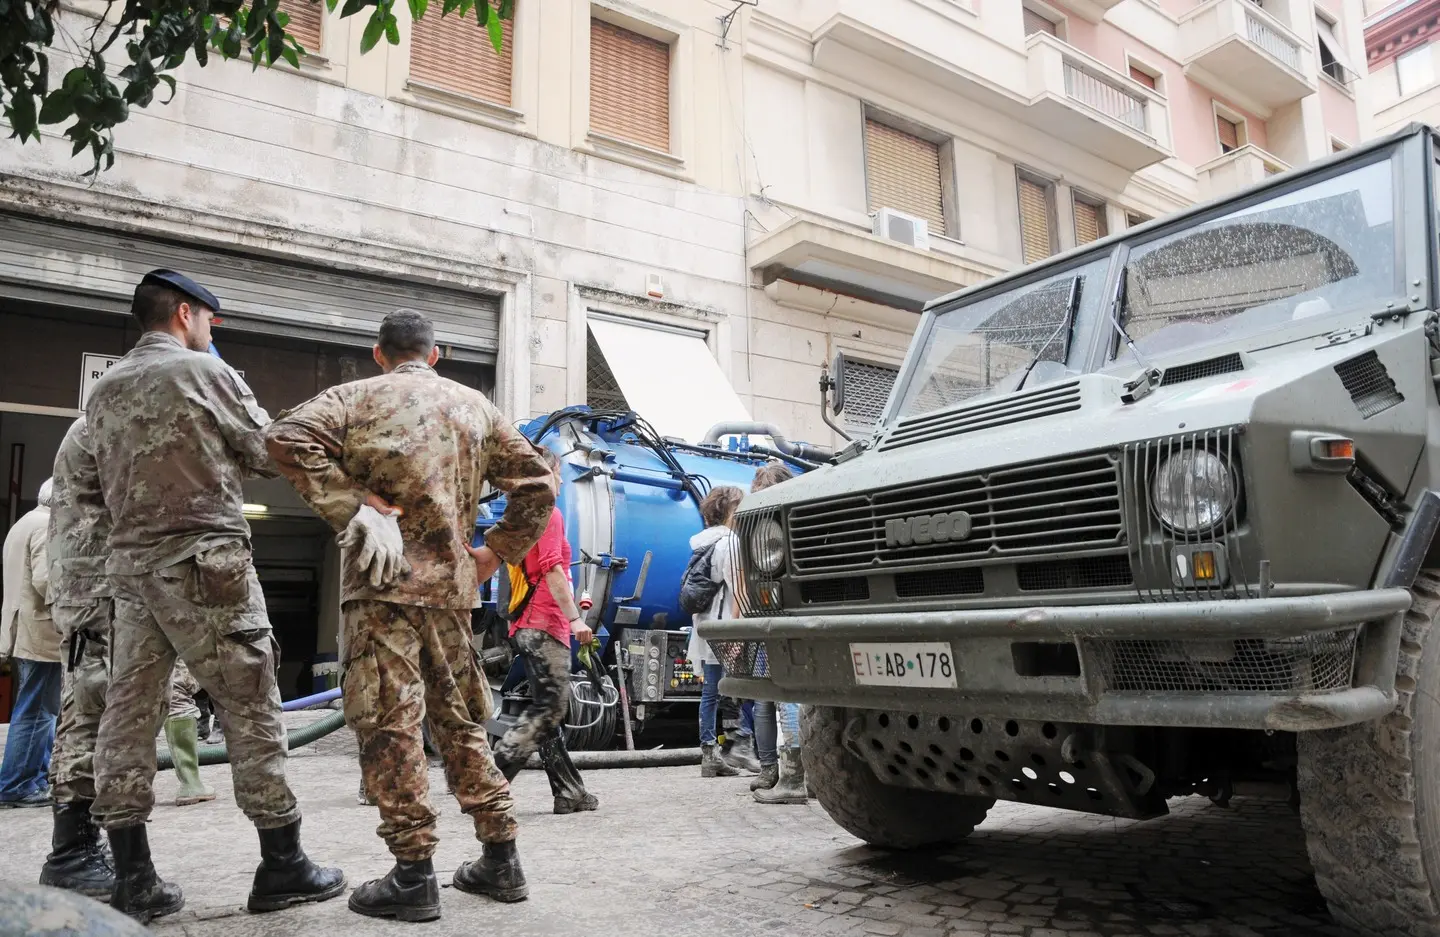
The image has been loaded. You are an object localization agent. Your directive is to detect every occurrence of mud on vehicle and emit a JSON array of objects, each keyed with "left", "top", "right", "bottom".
[{"left": 700, "top": 123, "right": 1440, "bottom": 936}]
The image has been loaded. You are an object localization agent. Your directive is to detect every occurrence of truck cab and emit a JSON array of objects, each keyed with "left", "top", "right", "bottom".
[{"left": 701, "top": 123, "right": 1440, "bottom": 937}]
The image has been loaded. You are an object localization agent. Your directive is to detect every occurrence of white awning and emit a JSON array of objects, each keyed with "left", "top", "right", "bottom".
[{"left": 587, "top": 314, "right": 750, "bottom": 444}]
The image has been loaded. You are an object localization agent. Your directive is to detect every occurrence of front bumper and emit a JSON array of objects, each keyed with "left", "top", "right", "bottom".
[{"left": 697, "top": 588, "right": 1412, "bottom": 732}]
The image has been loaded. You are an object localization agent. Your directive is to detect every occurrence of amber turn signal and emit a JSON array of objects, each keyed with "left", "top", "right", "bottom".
[{"left": 1322, "top": 439, "right": 1355, "bottom": 460}]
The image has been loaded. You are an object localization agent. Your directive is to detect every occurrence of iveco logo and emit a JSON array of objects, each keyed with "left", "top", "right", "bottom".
[{"left": 884, "top": 511, "right": 973, "bottom": 548}]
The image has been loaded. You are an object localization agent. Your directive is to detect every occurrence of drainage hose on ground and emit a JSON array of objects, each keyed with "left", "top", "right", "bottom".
[{"left": 157, "top": 709, "right": 349, "bottom": 770}]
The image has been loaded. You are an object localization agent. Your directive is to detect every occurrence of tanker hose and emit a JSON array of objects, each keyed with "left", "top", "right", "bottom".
[
  {"left": 699, "top": 422, "right": 834, "bottom": 463},
  {"left": 156, "top": 709, "right": 348, "bottom": 770},
  {"left": 521, "top": 747, "right": 702, "bottom": 770},
  {"left": 283, "top": 688, "right": 342, "bottom": 711}
]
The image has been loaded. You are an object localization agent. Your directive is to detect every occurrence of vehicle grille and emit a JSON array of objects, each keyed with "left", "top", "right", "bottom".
[
  {"left": 879, "top": 381, "right": 1081, "bottom": 452},
  {"left": 1089, "top": 629, "right": 1358, "bottom": 694},
  {"left": 895, "top": 567, "right": 984, "bottom": 598},
  {"left": 710, "top": 639, "right": 767, "bottom": 678},
  {"left": 1159, "top": 352, "right": 1243, "bottom": 386},
  {"left": 787, "top": 451, "right": 1123, "bottom": 574},
  {"left": 799, "top": 578, "right": 870, "bottom": 605},
  {"left": 1017, "top": 555, "right": 1133, "bottom": 591}
]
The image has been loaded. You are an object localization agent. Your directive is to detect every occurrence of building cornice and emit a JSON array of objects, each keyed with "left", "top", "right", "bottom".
[{"left": 1365, "top": 0, "right": 1440, "bottom": 69}]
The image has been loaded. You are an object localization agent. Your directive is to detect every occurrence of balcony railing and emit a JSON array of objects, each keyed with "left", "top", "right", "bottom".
[
  {"left": 1063, "top": 61, "right": 1147, "bottom": 132},
  {"left": 1244, "top": 7, "right": 1301, "bottom": 71}
]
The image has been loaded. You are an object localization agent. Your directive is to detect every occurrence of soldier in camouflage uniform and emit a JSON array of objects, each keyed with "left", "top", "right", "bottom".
[
  {"left": 40, "top": 415, "right": 116, "bottom": 898},
  {"left": 265, "top": 309, "right": 556, "bottom": 923},
  {"left": 86, "top": 270, "right": 346, "bottom": 923}
]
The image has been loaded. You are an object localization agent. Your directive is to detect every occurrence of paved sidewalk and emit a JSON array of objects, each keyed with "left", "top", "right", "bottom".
[{"left": 0, "top": 723, "right": 1358, "bottom": 936}]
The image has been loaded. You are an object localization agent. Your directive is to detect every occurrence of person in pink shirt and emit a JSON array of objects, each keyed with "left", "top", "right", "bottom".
[{"left": 490, "top": 451, "right": 598, "bottom": 815}]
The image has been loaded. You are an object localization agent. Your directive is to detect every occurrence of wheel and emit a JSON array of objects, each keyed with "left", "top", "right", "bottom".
[
  {"left": 1297, "top": 569, "right": 1440, "bottom": 936},
  {"left": 801, "top": 705, "right": 993, "bottom": 849}
]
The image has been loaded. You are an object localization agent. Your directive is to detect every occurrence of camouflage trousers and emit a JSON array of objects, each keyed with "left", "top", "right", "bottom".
[
  {"left": 343, "top": 600, "right": 516, "bottom": 861},
  {"left": 495, "top": 628, "right": 589, "bottom": 803},
  {"left": 50, "top": 603, "right": 209, "bottom": 804},
  {"left": 50, "top": 600, "right": 113, "bottom": 805},
  {"left": 93, "top": 543, "right": 298, "bottom": 830}
]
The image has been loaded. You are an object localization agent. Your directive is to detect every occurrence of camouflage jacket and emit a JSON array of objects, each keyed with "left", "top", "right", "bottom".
[
  {"left": 264, "top": 360, "right": 556, "bottom": 609},
  {"left": 87, "top": 331, "right": 277, "bottom": 576},
  {"left": 48, "top": 417, "right": 112, "bottom": 605}
]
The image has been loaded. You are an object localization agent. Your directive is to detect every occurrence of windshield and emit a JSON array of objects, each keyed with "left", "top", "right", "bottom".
[
  {"left": 1116, "top": 157, "right": 1398, "bottom": 360},
  {"left": 895, "top": 258, "right": 1110, "bottom": 420}
]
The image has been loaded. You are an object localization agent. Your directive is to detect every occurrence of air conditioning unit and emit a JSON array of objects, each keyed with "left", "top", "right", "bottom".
[{"left": 871, "top": 207, "right": 930, "bottom": 250}]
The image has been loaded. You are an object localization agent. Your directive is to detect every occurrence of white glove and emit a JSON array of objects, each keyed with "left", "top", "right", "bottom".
[{"left": 341, "top": 505, "right": 410, "bottom": 589}]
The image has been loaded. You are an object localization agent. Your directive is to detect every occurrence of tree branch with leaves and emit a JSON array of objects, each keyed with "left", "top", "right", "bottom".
[{"left": 0, "top": 0, "right": 513, "bottom": 174}]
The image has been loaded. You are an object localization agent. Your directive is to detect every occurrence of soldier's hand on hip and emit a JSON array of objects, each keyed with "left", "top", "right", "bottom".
[
  {"left": 341, "top": 504, "right": 409, "bottom": 589},
  {"left": 465, "top": 543, "right": 502, "bottom": 582}
]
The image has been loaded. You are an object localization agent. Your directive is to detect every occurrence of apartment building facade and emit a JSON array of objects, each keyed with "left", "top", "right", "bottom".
[
  {"left": 738, "top": 0, "right": 1371, "bottom": 443},
  {"left": 1364, "top": 0, "right": 1440, "bottom": 134}
]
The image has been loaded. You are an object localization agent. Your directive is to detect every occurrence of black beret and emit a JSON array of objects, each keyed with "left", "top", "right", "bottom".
[{"left": 140, "top": 269, "right": 221, "bottom": 313}]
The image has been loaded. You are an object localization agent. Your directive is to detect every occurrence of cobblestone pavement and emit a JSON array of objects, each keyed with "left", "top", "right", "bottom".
[{"left": 0, "top": 722, "right": 1358, "bottom": 937}]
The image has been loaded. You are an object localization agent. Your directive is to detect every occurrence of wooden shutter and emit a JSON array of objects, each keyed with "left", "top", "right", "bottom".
[
  {"left": 1073, "top": 199, "right": 1106, "bottom": 246},
  {"left": 1018, "top": 175, "right": 1054, "bottom": 265},
  {"left": 590, "top": 19, "right": 670, "bottom": 152},
  {"left": 282, "top": 0, "right": 324, "bottom": 54},
  {"left": 1024, "top": 8, "right": 1057, "bottom": 36},
  {"left": 1217, "top": 115, "right": 1240, "bottom": 152},
  {"left": 1128, "top": 65, "right": 1156, "bottom": 89},
  {"left": 410, "top": 10, "right": 514, "bottom": 105},
  {"left": 864, "top": 119, "right": 946, "bottom": 236}
]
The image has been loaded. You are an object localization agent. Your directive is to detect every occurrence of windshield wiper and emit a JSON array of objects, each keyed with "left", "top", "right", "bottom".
[
  {"left": 1108, "top": 272, "right": 1163, "bottom": 403},
  {"left": 1014, "top": 276, "right": 1081, "bottom": 393}
]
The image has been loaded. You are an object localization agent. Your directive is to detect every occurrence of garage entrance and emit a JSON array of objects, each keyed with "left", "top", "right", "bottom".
[{"left": 0, "top": 212, "right": 502, "bottom": 702}]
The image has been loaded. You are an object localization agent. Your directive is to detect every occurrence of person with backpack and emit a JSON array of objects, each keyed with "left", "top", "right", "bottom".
[
  {"left": 745, "top": 461, "right": 809, "bottom": 806},
  {"left": 489, "top": 449, "right": 599, "bottom": 815},
  {"left": 682, "top": 485, "right": 747, "bottom": 778}
]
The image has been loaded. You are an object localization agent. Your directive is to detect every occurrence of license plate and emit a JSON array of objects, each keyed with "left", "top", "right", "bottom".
[{"left": 850, "top": 642, "right": 957, "bottom": 688}]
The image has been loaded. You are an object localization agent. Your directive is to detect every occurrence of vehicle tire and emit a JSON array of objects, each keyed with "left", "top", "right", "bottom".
[
  {"left": 801, "top": 705, "right": 994, "bottom": 850},
  {"left": 1297, "top": 569, "right": 1440, "bottom": 936}
]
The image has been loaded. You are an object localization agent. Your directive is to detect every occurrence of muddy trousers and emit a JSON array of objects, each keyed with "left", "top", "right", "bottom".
[
  {"left": 494, "top": 628, "right": 589, "bottom": 804},
  {"left": 92, "top": 546, "right": 299, "bottom": 830},
  {"left": 52, "top": 601, "right": 236, "bottom": 806},
  {"left": 342, "top": 600, "right": 516, "bottom": 862}
]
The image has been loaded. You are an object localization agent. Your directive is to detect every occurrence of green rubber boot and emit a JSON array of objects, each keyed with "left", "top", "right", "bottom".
[{"left": 164, "top": 717, "right": 216, "bottom": 807}]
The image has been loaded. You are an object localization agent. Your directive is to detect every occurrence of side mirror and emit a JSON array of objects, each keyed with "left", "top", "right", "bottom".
[{"left": 828, "top": 352, "right": 847, "bottom": 416}]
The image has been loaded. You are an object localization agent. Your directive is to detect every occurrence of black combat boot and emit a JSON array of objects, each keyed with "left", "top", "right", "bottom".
[
  {"left": 247, "top": 818, "right": 347, "bottom": 912},
  {"left": 452, "top": 840, "right": 529, "bottom": 902},
  {"left": 348, "top": 858, "right": 441, "bottom": 922},
  {"left": 109, "top": 824, "right": 184, "bottom": 923},
  {"left": 39, "top": 801, "right": 115, "bottom": 898}
]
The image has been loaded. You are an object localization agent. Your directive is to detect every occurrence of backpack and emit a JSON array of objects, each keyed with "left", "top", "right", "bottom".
[
  {"left": 495, "top": 563, "right": 538, "bottom": 623},
  {"left": 679, "top": 540, "right": 724, "bottom": 614}
]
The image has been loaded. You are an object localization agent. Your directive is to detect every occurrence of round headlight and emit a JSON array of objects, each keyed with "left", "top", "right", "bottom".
[
  {"left": 1151, "top": 451, "right": 1236, "bottom": 532},
  {"left": 749, "top": 517, "right": 785, "bottom": 575}
]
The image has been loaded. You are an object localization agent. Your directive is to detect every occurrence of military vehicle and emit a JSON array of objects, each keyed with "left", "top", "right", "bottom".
[{"left": 700, "top": 123, "right": 1440, "bottom": 935}]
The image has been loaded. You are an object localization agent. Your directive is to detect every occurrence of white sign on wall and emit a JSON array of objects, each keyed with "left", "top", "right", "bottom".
[
  {"left": 80, "top": 354, "right": 245, "bottom": 409},
  {"left": 79, "top": 354, "right": 122, "bottom": 410}
]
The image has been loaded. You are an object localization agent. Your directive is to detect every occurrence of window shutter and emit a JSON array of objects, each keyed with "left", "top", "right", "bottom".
[
  {"left": 1073, "top": 199, "right": 1106, "bottom": 246},
  {"left": 1024, "top": 8, "right": 1057, "bottom": 36},
  {"left": 410, "top": 10, "right": 514, "bottom": 105},
  {"left": 840, "top": 358, "right": 901, "bottom": 436},
  {"left": 1128, "top": 65, "right": 1156, "bottom": 89},
  {"left": 1018, "top": 175, "right": 1054, "bottom": 265},
  {"left": 1126, "top": 211, "right": 1151, "bottom": 228},
  {"left": 864, "top": 119, "right": 946, "bottom": 236},
  {"left": 281, "top": 0, "right": 324, "bottom": 52},
  {"left": 1216, "top": 115, "right": 1240, "bottom": 152},
  {"left": 590, "top": 19, "right": 671, "bottom": 152}
]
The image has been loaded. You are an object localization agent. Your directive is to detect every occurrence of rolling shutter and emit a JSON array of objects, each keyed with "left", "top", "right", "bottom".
[
  {"left": 1128, "top": 65, "right": 1156, "bottom": 89},
  {"left": 0, "top": 214, "right": 501, "bottom": 362},
  {"left": 1073, "top": 199, "right": 1106, "bottom": 246},
  {"left": 864, "top": 119, "right": 946, "bottom": 236},
  {"left": 1024, "top": 8, "right": 1057, "bottom": 36},
  {"left": 1217, "top": 115, "right": 1240, "bottom": 152},
  {"left": 589, "top": 20, "right": 671, "bottom": 152},
  {"left": 410, "top": 9, "right": 514, "bottom": 105},
  {"left": 1017, "top": 175, "right": 1055, "bottom": 265}
]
